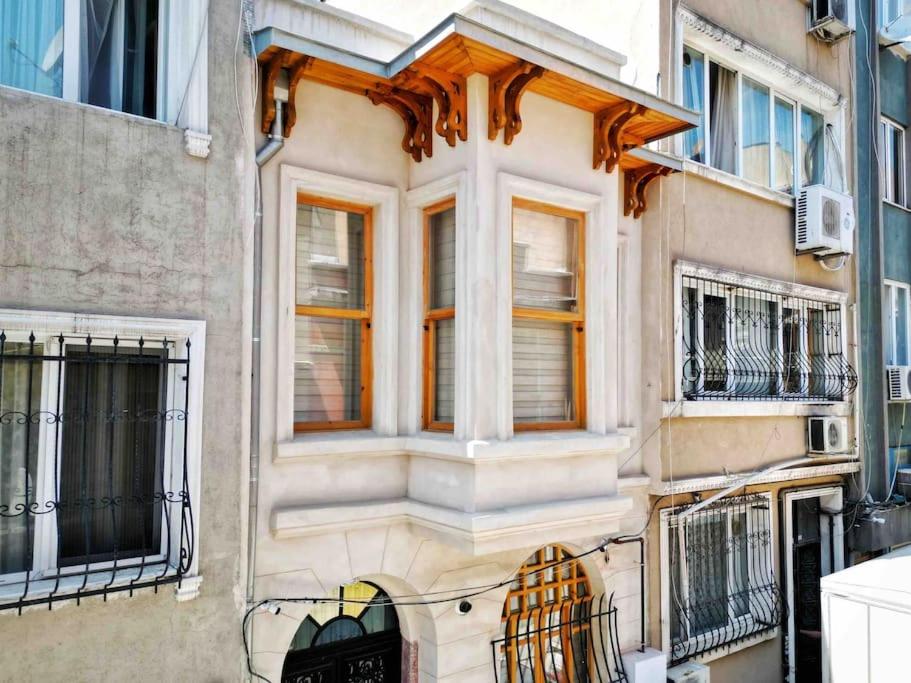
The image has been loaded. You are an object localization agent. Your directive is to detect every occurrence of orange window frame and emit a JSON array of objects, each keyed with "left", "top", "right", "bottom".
[
  {"left": 511, "top": 198, "right": 586, "bottom": 432},
  {"left": 501, "top": 545, "right": 593, "bottom": 683},
  {"left": 294, "top": 193, "right": 373, "bottom": 433},
  {"left": 422, "top": 197, "right": 456, "bottom": 431}
]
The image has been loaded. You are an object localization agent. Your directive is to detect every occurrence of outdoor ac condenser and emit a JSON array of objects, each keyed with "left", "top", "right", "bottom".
[
  {"left": 795, "top": 184, "right": 855, "bottom": 256},
  {"left": 807, "top": 416, "right": 848, "bottom": 455},
  {"left": 887, "top": 365, "right": 911, "bottom": 401}
]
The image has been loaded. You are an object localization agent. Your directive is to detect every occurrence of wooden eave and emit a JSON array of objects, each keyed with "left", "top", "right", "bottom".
[{"left": 255, "top": 15, "right": 697, "bottom": 175}]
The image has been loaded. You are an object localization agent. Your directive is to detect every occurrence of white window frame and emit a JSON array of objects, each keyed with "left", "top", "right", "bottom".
[
  {"left": 4, "top": 0, "right": 208, "bottom": 134},
  {"left": 659, "top": 493, "right": 776, "bottom": 662},
  {"left": 880, "top": 0, "right": 903, "bottom": 28},
  {"left": 674, "top": 261, "right": 850, "bottom": 403},
  {"left": 884, "top": 280, "right": 911, "bottom": 366},
  {"left": 0, "top": 308, "right": 205, "bottom": 603},
  {"left": 880, "top": 117, "right": 906, "bottom": 207}
]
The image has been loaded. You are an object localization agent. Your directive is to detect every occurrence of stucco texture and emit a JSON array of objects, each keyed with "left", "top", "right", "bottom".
[{"left": 0, "top": 4, "right": 251, "bottom": 682}]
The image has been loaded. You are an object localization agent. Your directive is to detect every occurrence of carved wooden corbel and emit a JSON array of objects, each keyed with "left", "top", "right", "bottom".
[
  {"left": 488, "top": 61, "right": 546, "bottom": 145},
  {"left": 593, "top": 102, "right": 647, "bottom": 173},
  {"left": 367, "top": 85, "right": 434, "bottom": 162},
  {"left": 624, "top": 164, "right": 672, "bottom": 218},
  {"left": 260, "top": 51, "right": 313, "bottom": 137},
  {"left": 394, "top": 65, "right": 468, "bottom": 147}
]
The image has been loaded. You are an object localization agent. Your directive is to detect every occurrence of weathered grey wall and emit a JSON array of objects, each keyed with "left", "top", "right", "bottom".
[{"left": 0, "top": 3, "right": 252, "bottom": 681}]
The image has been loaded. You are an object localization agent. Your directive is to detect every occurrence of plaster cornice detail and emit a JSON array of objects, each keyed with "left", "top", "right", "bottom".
[
  {"left": 651, "top": 460, "right": 859, "bottom": 496},
  {"left": 678, "top": 5, "right": 842, "bottom": 107}
]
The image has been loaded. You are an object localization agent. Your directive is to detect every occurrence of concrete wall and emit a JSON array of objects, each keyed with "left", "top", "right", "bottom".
[{"left": 0, "top": 3, "right": 252, "bottom": 680}]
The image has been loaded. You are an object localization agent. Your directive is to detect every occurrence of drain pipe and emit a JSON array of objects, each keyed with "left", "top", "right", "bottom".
[{"left": 247, "top": 74, "right": 288, "bottom": 609}]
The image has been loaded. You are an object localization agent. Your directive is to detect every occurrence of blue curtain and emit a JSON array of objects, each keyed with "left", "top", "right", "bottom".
[{"left": 0, "top": 0, "right": 64, "bottom": 96}]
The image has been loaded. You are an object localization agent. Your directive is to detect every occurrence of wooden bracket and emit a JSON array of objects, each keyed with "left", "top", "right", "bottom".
[
  {"left": 260, "top": 50, "right": 313, "bottom": 137},
  {"left": 593, "top": 102, "right": 647, "bottom": 173},
  {"left": 624, "top": 164, "right": 672, "bottom": 218},
  {"left": 394, "top": 65, "right": 468, "bottom": 147},
  {"left": 367, "top": 85, "right": 434, "bottom": 162},
  {"left": 488, "top": 61, "right": 546, "bottom": 145}
]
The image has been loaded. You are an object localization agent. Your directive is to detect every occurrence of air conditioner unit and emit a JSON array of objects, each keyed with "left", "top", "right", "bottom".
[
  {"left": 887, "top": 365, "right": 911, "bottom": 401},
  {"left": 667, "top": 661, "right": 710, "bottom": 683},
  {"left": 808, "top": 416, "right": 848, "bottom": 454},
  {"left": 809, "top": 0, "right": 855, "bottom": 41},
  {"left": 795, "top": 184, "right": 855, "bottom": 256}
]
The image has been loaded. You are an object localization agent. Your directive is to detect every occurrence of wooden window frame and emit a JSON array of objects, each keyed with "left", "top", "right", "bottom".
[
  {"left": 511, "top": 198, "right": 586, "bottom": 431},
  {"left": 293, "top": 193, "right": 373, "bottom": 433},
  {"left": 422, "top": 197, "right": 456, "bottom": 432}
]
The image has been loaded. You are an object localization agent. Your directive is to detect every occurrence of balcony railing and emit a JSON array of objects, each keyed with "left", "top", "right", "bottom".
[
  {"left": 680, "top": 272, "right": 857, "bottom": 400},
  {"left": 0, "top": 332, "right": 194, "bottom": 612},
  {"left": 667, "top": 494, "right": 784, "bottom": 664},
  {"left": 491, "top": 593, "right": 628, "bottom": 683}
]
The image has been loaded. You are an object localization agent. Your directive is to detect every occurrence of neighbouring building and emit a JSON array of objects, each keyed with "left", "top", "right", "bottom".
[
  {"left": 0, "top": 1, "right": 252, "bottom": 681},
  {"left": 637, "top": 2, "right": 859, "bottom": 682},
  {"left": 245, "top": 1, "right": 697, "bottom": 681}
]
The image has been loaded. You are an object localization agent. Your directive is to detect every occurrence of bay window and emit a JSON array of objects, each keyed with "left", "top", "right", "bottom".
[
  {"left": 511, "top": 200, "right": 585, "bottom": 430},
  {"left": 422, "top": 199, "right": 456, "bottom": 431},
  {"left": 881, "top": 117, "right": 906, "bottom": 206},
  {"left": 681, "top": 43, "right": 827, "bottom": 193},
  {"left": 0, "top": 312, "right": 201, "bottom": 610},
  {"left": 294, "top": 196, "right": 372, "bottom": 432}
]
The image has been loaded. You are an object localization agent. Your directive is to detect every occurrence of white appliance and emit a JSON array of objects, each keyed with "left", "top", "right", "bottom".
[
  {"left": 666, "top": 661, "right": 710, "bottom": 683},
  {"left": 887, "top": 365, "right": 911, "bottom": 401},
  {"left": 795, "top": 185, "right": 855, "bottom": 256},
  {"left": 808, "top": 0, "right": 855, "bottom": 41},
  {"left": 807, "top": 416, "right": 848, "bottom": 454}
]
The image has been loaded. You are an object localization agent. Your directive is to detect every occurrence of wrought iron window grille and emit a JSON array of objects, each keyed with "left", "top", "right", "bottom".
[
  {"left": 680, "top": 274, "right": 857, "bottom": 401},
  {"left": 665, "top": 494, "right": 784, "bottom": 665},
  {"left": 491, "top": 593, "right": 628, "bottom": 683},
  {"left": 0, "top": 332, "right": 194, "bottom": 613}
]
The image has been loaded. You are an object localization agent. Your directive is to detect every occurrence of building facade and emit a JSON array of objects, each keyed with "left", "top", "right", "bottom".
[{"left": 0, "top": 1, "right": 252, "bottom": 680}]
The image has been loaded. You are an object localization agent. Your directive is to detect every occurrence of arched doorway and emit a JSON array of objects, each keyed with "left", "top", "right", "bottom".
[
  {"left": 282, "top": 581, "right": 401, "bottom": 683},
  {"left": 498, "top": 545, "right": 594, "bottom": 683}
]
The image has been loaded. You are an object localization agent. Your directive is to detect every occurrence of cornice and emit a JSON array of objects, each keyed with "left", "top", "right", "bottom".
[{"left": 678, "top": 5, "right": 842, "bottom": 107}]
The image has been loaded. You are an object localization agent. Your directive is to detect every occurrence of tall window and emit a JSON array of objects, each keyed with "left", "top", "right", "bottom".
[
  {"left": 1, "top": 1, "right": 163, "bottom": 119},
  {"left": 885, "top": 281, "right": 911, "bottom": 366},
  {"left": 294, "top": 196, "right": 372, "bottom": 432},
  {"left": 0, "top": 324, "right": 196, "bottom": 609},
  {"left": 664, "top": 495, "right": 781, "bottom": 664},
  {"left": 881, "top": 117, "right": 906, "bottom": 206},
  {"left": 512, "top": 200, "right": 585, "bottom": 430},
  {"left": 682, "top": 44, "right": 826, "bottom": 192},
  {"left": 423, "top": 199, "right": 456, "bottom": 431}
]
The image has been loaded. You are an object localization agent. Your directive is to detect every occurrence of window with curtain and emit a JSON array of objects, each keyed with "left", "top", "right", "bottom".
[
  {"left": 0, "top": 1, "right": 162, "bottom": 119},
  {"left": 885, "top": 281, "right": 911, "bottom": 366},
  {"left": 423, "top": 199, "right": 456, "bottom": 431},
  {"left": 681, "top": 44, "right": 828, "bottom": 194},
  {"left": 512, "top": 201, "right": 585, "bottom": 429},
  {"left": 0, "top": 0, "right": 64, "bottom": 97},
  {"left": 881, "top": 118, "right": 906, "bottom": 206},
  {"left": 295, "top": 197, "right": 372, "bottom": 432}
]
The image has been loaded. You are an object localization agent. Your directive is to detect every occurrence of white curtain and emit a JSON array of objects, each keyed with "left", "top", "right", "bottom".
[{"left": 710, "top": 64, "right": 738, "bottom": 175}]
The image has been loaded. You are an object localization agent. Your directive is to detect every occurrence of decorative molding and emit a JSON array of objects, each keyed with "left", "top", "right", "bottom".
[
  {"left": 488, "top": 60, "right": 546, "bottom": 145},
  {"left": 650, "top": 461, "right": 859, "bottom": 496},
  {"left": 662, "top": 400, "right": 853, "bottom": 419},
  {"left": 394, "top": 65, "right": 468, "bottom": 147},
  {"left": 593, "top": 102, "right": 647, "bottom": 173},
  {"left": 683, "top": 159, "right": 795, "bottom": 208},
  {"left": 675, "top": 259, "right": 849, "bottom": 304},
  {"left": 174, "top": 575, "right": 203, "bottom": 602},
  {"left": 623, "top": 164, "right": 671, "bottom": 217},
  {"left": 366, "top": 85, "right": 434, "bottom": 162},
  {"left": 283, "top": 54, "right": 315, "bottom": 137},
  {"left": 678, "top": 5, "right": 841, "bottom": 107},
  {"left": 183, "top": 129, "right": 212, "bottom": 158},
  {"left": 261, "top": 52, "right": 283, "bottom": 135}
]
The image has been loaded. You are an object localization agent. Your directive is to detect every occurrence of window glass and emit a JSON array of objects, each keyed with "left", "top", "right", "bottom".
[
  {"left": 882, "top": 0, "right": 902, "bottom": 27},
  {"left": 801, "top": 107, "right": 825, "bottom": 187},
  {"left": 512, "top": 320, "right": 575, "bottom": 424},
  {"left": 882, "top": 120, "right": 905, "bottom": 205},
  {"left": 424, "top": 205, "right": 456, "bottom": 428},
  {"left": 296, "top": 204, "right": 365, "bottom": 310},
  {"left": 58, "top": 346, "right": 166, "bottom": 566},
  {"left": 294, "top": 317, "right": 362, "bottom": 424},
  {"left": 512, "top": 207, "right": 580, "bottom": 313},
  {"left": 708, "top": 61, "right": 738, "bottom": 175},
  {"left": 429, "top": 207, "right": 455, "bottom": 309},
  {"left": 896, "top": 286, "right": 909, "bottom": 365},
  {"left": 774, "top": 98, "right": 795, "bottom": 193},
  {"left": 742, "top": 78, "right": 770, "bottom": 187},
  {"left": 0, "top": 0, "right": 64, "bottom": 97},
  {"left": 682, "top": 45, "right": 705, "bottom": 164},
  {"left": 0, "top": 342, "right": 43, "bottom": 575}
]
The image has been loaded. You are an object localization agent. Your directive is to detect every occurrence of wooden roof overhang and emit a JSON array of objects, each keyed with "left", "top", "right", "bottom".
[{"left": 255, "top": 15, "right": 697, "bottom": 211}]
